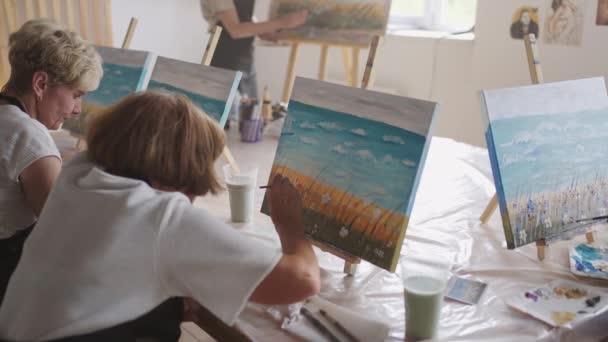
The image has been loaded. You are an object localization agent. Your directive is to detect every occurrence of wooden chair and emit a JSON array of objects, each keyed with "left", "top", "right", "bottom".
[{"left": 1, "top": 0, "right": 114, "bottom": 85}]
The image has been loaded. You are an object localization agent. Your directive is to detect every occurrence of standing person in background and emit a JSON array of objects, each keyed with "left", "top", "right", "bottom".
[{"left": 199, "top": 0, "right": 307, "bottom": 129}]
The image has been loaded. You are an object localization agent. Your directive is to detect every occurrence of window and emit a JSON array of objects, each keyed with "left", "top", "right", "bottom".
[{"left": 389, "top": 0, "right": 477, "bottom": 32}]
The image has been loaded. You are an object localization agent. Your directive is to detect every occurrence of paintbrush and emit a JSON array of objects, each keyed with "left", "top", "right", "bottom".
[{"left": 575, "top": 215, "right": 608, "bottom": 223}]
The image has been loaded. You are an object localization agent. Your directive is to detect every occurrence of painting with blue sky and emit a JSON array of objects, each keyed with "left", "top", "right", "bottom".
[
  {"left": 147, "top": 57, "right": 241, "bottom": 127},
  {"left": 62, "top": 46, "right": 153, "bottom": 136},
  {"left": 262, "top": 77, "right": 437, "bottom": 271},
  {"left": 484, "top": 77, "right": 608, "bottom": 248}
]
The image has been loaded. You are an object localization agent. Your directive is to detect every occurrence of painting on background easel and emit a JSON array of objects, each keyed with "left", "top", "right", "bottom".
[
  {"left": 268, "top": 0, "right": 391, "bottom": 46},
  {"left": 261, "top": 77, "right": 437, "bottom": 272},
  {"left": 480, "top": 34, "right": 598, "bottom": 259},
  {"left": 147, "top": 56, "right": 242, "bottom": 129},
  {"left": 483, "top": 77, "right": 608, "bottom": 250}
]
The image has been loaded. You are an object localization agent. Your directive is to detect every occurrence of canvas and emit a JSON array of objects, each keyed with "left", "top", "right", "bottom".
[
  {"left": 147, "top": 57, "right": 242, "bottom": 128},
  {"left": 483, "top": 77, "right": 608, "bottom": 249},
  {"left": 62, "top": 46, "right": 154, "bottom": 136},
  {"left": 261, "top": 77, "right": 437, "bottom": 271},
  {"left": 268, "top": 0, "right": 391, "bottom": 46}
]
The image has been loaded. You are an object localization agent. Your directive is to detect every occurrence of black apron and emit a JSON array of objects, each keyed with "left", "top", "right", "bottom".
[
  {"left": 210, "top": 0, "right": 255, "bottom": 72},
  {"left": 45, "top": 298, "right": 184, "bottom": 342},
  {"left": 0, "top": 92, "right": 32, "bottom": 306}
]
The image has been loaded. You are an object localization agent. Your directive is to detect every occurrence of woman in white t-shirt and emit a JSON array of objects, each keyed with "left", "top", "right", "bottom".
[
  {"left": 0, "top": 91, "right": 320, "bottom": 341},
  {"left": 0, "top": 19, "right": 102, "bottom": 303}
]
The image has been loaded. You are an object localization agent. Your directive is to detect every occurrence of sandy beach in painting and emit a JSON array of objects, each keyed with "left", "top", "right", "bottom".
[{"left": 263, "top": 164, "right": 408, "bottom": 269}]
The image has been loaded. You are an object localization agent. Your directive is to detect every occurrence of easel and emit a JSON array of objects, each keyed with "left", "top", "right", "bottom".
[
  {"left": 281, "top": 39, "right": 369, "bottom": 104},
  {"left": 308, "top": 36, "right": 382, "bottom": 275},
  {"left": 479, "top": 33, "right": 595, "bottom": 260},
  {"left": 199, "top": 25, "right": 240, "bottom": 173}
]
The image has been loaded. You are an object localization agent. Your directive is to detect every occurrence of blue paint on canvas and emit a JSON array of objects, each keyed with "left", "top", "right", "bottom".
[
  {"left": 491, "top": 108, "right": 608, "bottom": 201},
  {"left": 489, "top": 106, "right": 608, "bottom": 248},
  {"left": 147, "top": 80, "right": 227, "bottom": 123},
  {"left": 275, "top": 101, "right": 425, "bottom": 210},
  {"left": 86, "top": 63, "right": 144, "bottom": 105}
]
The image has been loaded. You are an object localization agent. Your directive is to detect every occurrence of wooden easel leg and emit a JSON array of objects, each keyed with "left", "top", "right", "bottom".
[
  {"left": 350, "top": 47, "right": 360, "bottom": 87},
  {"left": 536, "top": 240, "right": 546, "bottom": 261},
  {"left": 281, "top": 43, "right": 300, "bottom": 104},
  {"left": 344, "top": 261, "right": 358, "bottom": 276},
  {"left": 480, "top": 194, "right": 498, "bottom": 223},
  {"left": 121, "top": 17, "right": 138, "bottom": 49},
  {"left": 318, "top": 45, "right": 329, "bottom": 81},
  {"left": 201, "top": 26, "right": 222, "bottom": 66},
  {"left": 361, "top": 36, "right": 381, "bottom": 90},
  {"left": 341, "top": 47, "right": 352, "bottom": 86},
  {"left": 585, "top": 232, "right": 595, "bottom": 244},
  {"left": 222, "top": 147, "right": 240, "bottom": 173}
]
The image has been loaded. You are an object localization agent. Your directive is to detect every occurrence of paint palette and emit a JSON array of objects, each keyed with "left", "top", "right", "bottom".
[
  {"left": 506, "top": 280, "right": 604, "bottom": 326},
  {"left": 570, "top": 244, "right": 608, "bottom": 280}
]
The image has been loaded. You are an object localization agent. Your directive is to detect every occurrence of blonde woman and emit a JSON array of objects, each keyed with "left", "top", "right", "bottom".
[
  {"left": 0, "top": 19, "right": 102, "bottom": 303},
  {"left": 0, "top": 91, "right": 320, "bottom": 341}
]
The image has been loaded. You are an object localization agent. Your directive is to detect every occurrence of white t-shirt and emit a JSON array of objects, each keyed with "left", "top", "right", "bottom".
[
  {"left": 0, "top": 104, "right": 61, "bottom": 238},
  {"left": 200, "top": 0, "right": 235, "bottom": 29},
  {"left": 0, "top": 153, "right": 281, "bottom": 341}
]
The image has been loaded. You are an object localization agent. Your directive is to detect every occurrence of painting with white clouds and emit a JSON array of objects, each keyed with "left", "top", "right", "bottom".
[
  {"left": 261, "top": 77, "right": 437, "bottom": 271},
  {"left": 484, "top": 77, "right": 608, "bottom": 249}
]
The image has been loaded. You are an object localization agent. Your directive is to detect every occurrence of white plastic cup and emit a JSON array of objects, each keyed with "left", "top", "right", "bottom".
[
  {"left": 224, "top": 165, "right": 258, "bottom": 223},
  {"left": 401, "top": 262, "right": 449, "bottom": 341}
]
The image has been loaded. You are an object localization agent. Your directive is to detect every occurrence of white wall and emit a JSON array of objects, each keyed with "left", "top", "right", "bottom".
[{"left": 110, "top": 0, "right": 608, "bottom": 147}]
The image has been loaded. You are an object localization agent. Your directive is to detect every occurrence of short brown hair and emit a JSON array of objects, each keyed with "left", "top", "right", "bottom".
[
  {"left": 7, "top": 19, "right": 102, "bottom": 93},
  {"left": 86, "top": 90, "right": 226, "bottom": 196}
]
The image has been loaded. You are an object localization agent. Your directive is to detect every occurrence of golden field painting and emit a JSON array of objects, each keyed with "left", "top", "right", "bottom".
[
  {"left": 262, "top": 78, "right": 437, "bottom": 271},
  {"left": 269, "top": 0, "right": 391, "bottom": 45}
]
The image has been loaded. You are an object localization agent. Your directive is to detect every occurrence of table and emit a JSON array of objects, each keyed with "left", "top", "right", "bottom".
[
  {"left": 196, "top": 125, "right": 608, "bottom": 342},
  {"left": 53, "top": 126, "right": 608, "bottom": 341}
]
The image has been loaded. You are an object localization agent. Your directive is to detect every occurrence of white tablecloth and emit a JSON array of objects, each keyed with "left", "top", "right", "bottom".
[{"left": 55, "top": 128, "right": 608, "bottom": 341}]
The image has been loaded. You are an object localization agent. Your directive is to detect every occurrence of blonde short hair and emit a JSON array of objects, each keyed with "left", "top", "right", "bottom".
[
  {"left": 86, "top": 90, "right": 226, "bottom": 196},
  {"left": 7, "top": 18, "right": 102, "bottom": 93}
]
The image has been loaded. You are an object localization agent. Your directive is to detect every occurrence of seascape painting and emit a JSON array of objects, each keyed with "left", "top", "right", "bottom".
[
  {"left": 147, "top": 57, "right": 242, "bottom": 128},
  {"left": 62, "top": 46, "right": 153, "bottom": 136},
  {"left": 269, "top": 0, "right": 391, "bottom": 45},
  {"left": 262, "top": 77, "right": 437, "bottom": 271},
  {"left": 483, "top": 77, "right": 608, "bottom": 248}
]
